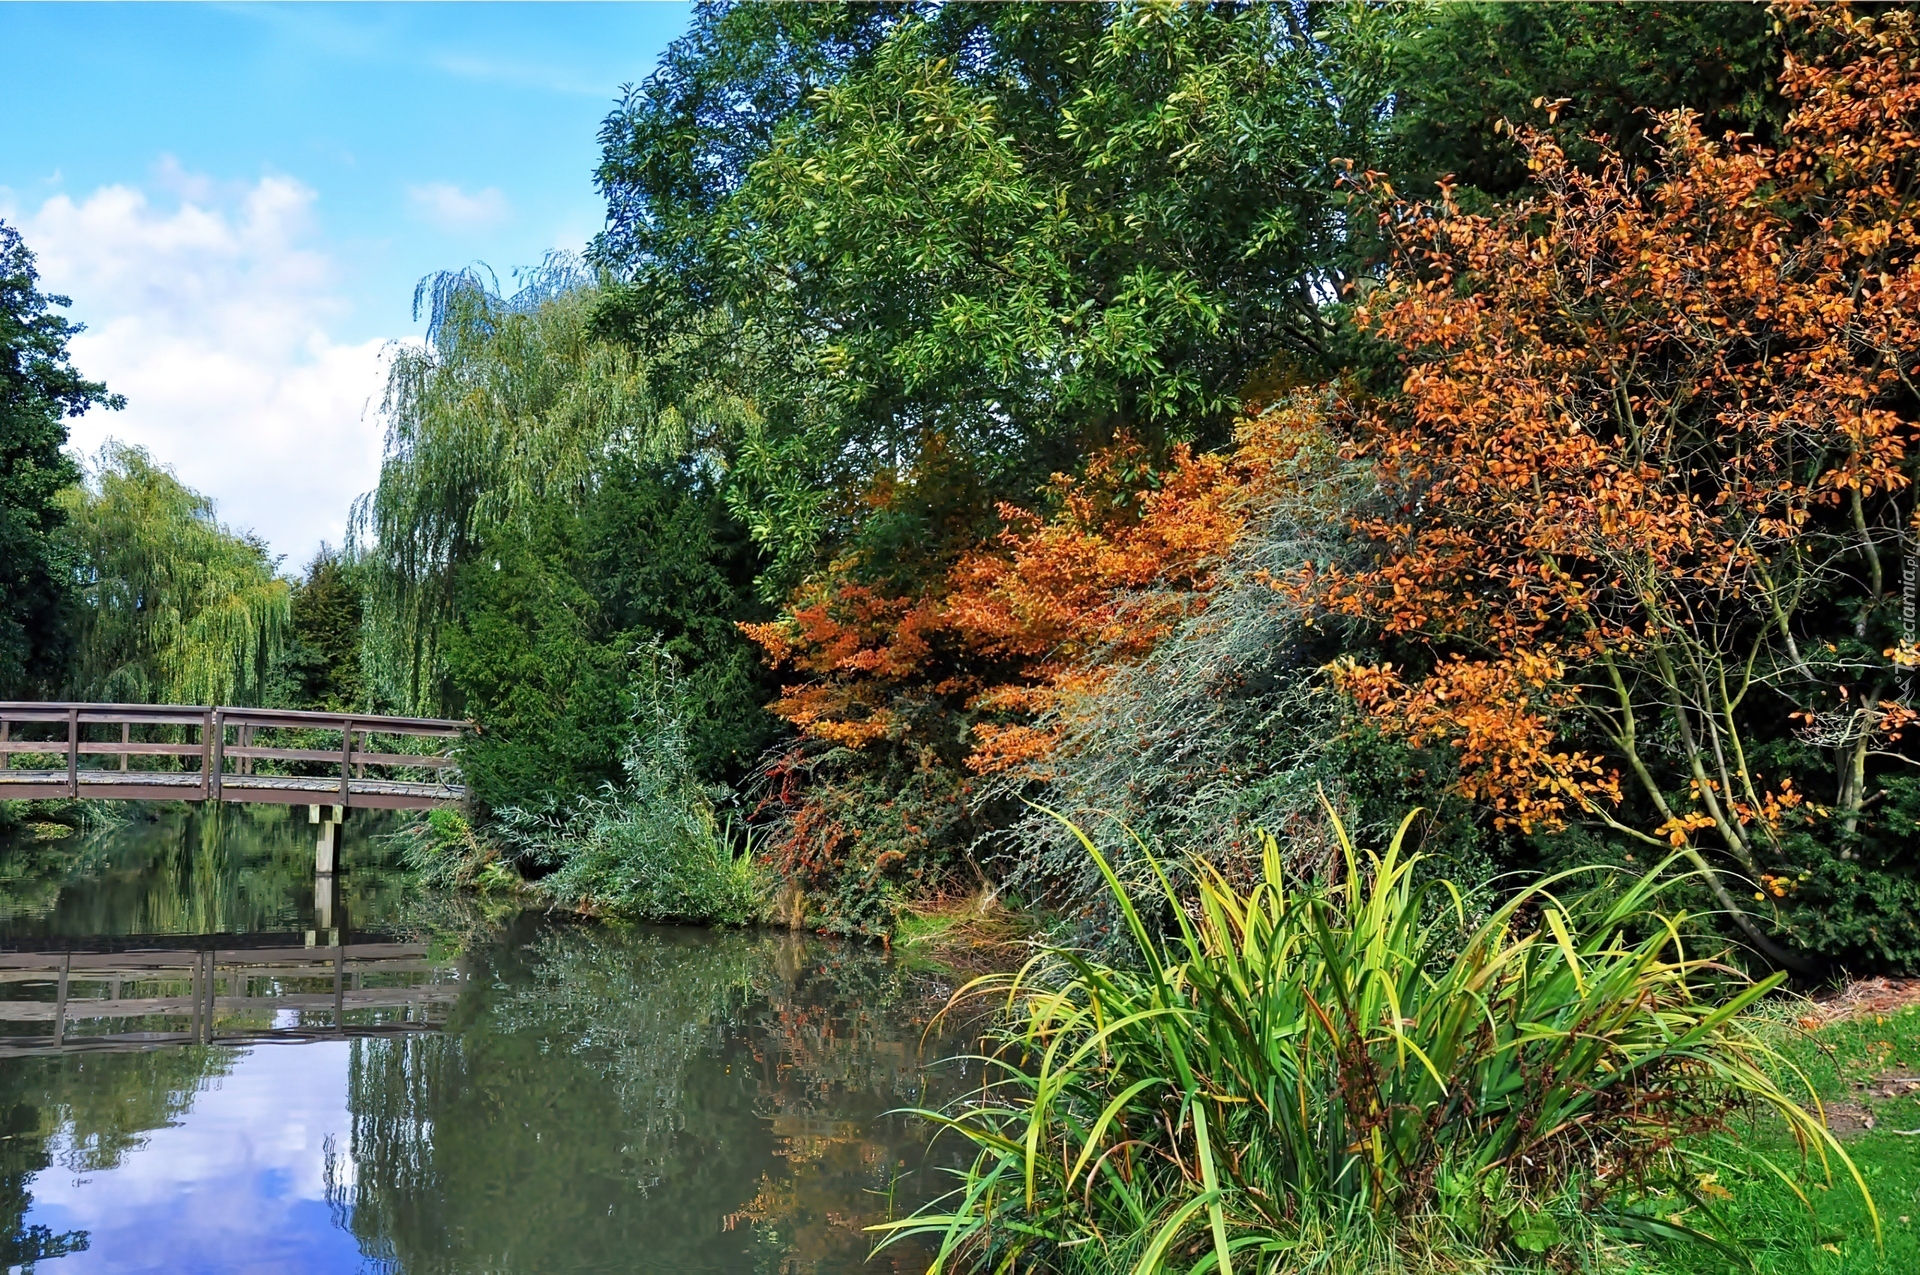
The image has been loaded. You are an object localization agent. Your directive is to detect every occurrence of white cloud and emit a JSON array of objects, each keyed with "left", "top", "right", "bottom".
[
  {"left": 28, "top": 1042, "right": 369, "bottom": 1272},
  {"left": 2, "top": 173, "right": 392, "bottom": 567},
  {"left": 406, "top": 180, "right": 510, "bottom": 231}
]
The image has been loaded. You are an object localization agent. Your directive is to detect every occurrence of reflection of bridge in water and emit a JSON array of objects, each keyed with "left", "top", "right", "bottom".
[{"left": 0, "top": 936, "right": 461, "bottom": 1058}]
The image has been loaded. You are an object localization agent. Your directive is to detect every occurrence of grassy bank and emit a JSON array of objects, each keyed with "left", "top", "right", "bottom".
[{"left": 1644, "top": 996, "right": 1920, "bottom": 1275}]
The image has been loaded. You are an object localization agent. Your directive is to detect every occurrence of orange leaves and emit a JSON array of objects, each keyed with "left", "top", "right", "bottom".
[
  {"left": 1313, "top": 3, "right": 1920, "bottom": 847},
  {"left": 1657, "top": 812, "right": 1717, "bottom": 848},
  {"left": 741, "top": 405, "right": 1316, "bottom": 769},
  {"left": 1333, "top": 654, "right": 1619, "bottom": 833}
]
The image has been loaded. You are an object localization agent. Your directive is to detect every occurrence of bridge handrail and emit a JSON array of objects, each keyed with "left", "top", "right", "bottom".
[{"left": 0, "top": 702, "right": 465, "bottom": 734}]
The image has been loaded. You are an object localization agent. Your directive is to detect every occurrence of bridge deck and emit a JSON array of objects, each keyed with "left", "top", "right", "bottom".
[{"left": 0, "top": 768, "right": 462, "bottom": 810}]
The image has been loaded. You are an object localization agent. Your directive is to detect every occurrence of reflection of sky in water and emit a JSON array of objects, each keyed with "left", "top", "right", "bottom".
[{"left": 25, "top": 1043, "right": 369, "bottom": 1274}]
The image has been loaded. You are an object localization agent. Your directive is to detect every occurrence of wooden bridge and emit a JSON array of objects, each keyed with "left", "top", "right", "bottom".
[{"left": 0, "top": 702, "right": 466, "bottom": 812}]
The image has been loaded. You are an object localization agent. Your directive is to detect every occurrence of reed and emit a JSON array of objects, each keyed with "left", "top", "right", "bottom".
[{"left": 879, "top": 809, "right": 1872, "bottom": 1272}]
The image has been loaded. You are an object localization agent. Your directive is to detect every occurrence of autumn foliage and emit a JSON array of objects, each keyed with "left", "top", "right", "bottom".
[
  {"left": 1318, "top": 1, "right": 1920, "bottom": 962},
  {"left": 742, "top": 406, "right": 1315, "bottom": 775},
  {"left": 738, "top": 2, "right": 1920, "bottom": 965},
  {"left": 737, "top": 408, "right": 1319, "bottom": 930}
]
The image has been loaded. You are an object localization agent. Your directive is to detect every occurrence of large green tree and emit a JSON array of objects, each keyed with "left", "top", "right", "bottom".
[
  {"left": 58, "top": 442, "right": 288, "bottom": 705},
  {"left": 356, "top": 266, "right": 653, "bottom": 715},
  {"left": 591, "top": 0, "right": 1404, "bottom": 592},
  {"left": 0, "top": 220, "right": 120, "bottom": 698}
]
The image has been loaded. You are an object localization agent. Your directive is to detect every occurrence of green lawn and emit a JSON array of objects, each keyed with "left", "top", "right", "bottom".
[{"left": 1633, "top": 1001, "right": 1920, "bottom": 1275}]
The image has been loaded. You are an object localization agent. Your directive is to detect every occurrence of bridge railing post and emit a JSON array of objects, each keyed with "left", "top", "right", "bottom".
[
  {"left": 339, "top": 720, "right": 353, "bottom": 807},
  {"left": 66, "top": 706, "right": 78, "bottom": 798},
  {"left": 210, "top": 708, "right": 224, "bottom": 803}
]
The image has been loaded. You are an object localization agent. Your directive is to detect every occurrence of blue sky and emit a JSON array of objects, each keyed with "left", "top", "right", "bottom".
[{"left": 0, "top": 2, "right": 691, "bottom": 563}]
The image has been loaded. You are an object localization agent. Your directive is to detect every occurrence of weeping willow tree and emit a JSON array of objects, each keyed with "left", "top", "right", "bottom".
[
  {"left": 57, "top": 441, "right": 288, "bottom": 705},
  {"left": 353, "top": 260, "right": 669, "bottom": 716}
]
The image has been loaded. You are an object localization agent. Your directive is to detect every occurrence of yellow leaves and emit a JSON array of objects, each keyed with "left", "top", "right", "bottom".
[
  {"left": 1657, "top": 812, "right": 1716, "bottom": 848},
  {"left": 1696, "top": 1173, "right": 1735, "bottom": 1203}
]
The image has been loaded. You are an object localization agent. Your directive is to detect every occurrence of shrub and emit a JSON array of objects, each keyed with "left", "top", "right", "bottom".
[
  {"left": 882, "top": 811, "right": 1871, "bottom": 1273},
  {"left": 1313, "top": 3, "right": 1920, "bottom": 972},
  {"left": 494, "top": 644, "right": 763, "bottom": 925},
  {"left": 395, "top": 807, "right": 518, "bottom": 895},
  {"left": 973, "top": 421, "right": 1494, "bottom": 950}
]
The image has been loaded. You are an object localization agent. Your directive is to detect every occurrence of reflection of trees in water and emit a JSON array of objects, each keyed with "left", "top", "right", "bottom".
[
  {"left": 342, "top": 920, "right": 963, "bottom": 1274},
  {"left": 0, "top": 805, "right": 417, "bottom": 939},
  {"left": 0, "top": 1045, "right": 234, "bottom": 1268},
  {"left": 0, "top": 802, "right": 410, "bottom": 1268}
]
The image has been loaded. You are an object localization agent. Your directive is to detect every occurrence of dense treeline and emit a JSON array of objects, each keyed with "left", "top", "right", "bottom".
[
  {"left": 560, "top": 0, "right": 1910, "bottom": 973},
  {"left": 8, "top": 2, "right": 1918, "bottom": 981}
]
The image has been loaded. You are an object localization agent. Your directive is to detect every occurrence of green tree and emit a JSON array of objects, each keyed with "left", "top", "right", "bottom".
[
  {"left": 58, "top": 442, "right": 289, "bottom": 705},
  {"left": 270, "top": 545, "right": 367, "bottom": 711},
  {"left": 444, "top": 452, "right": 774, "bottom": 810},
  {"left": 355, "top": 264, "right": 657, "bottom": 715},
  {"left": 592, "top": 0, "right": 1404, "bottom": 591},
  {"left": 357, "top": 268, "right": 774, "bottom": 804},
  {"left": 0, "top": 220, "right": 121, "bottom": 698},
  {"left": 1389, "top": 0, "right": 1783, "bottom": 201}
]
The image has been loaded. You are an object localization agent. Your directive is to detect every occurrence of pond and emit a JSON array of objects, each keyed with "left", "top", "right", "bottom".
[{"left": 0, "top": 807, "right": 969, "bottom": 1274}]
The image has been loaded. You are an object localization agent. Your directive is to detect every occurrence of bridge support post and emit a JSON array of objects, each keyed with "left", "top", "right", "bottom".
[
  {"left": 315, "top": 867, "right": 338, "bottom": 936},
  {"left": 52, "top": 953, "right": 70, "bottom": 1048},
  {"left": 314, "top": 812, "right": 339, "bottom": 874}
]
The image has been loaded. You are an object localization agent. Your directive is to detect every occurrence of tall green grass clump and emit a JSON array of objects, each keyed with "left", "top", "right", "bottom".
[{"left": 881, "top": 812, "right": 1871, "bottom": 1272}]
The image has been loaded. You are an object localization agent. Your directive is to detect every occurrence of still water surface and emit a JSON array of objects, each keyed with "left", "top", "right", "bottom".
[{"left": 0, "top": 808, "right": 963, "bottom": 1274}]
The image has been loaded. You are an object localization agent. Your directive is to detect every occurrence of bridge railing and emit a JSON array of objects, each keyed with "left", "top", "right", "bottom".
[{"left": 0, "top": 703, "right": 467, "bottom": 810}]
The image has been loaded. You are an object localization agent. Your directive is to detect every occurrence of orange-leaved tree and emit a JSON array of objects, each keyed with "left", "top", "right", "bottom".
[
  {"left": 1319, "top": 1, "right": 1920, "bottom": 968},
  {"left": 741, "top": 406, "right": 1315, "bottom": 925}
]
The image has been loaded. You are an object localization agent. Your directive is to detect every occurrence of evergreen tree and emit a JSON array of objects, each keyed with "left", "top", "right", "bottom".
[{"left": 272, "top": 546, "right": 367, "bottom": 711}]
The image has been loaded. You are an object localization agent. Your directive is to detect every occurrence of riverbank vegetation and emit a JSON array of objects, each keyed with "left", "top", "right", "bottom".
[
  {"left": 4, "top": 0, "right": 1919, "bottom": 1269},
  {"left": 884, "top": 813, "right": 1874, "bottom": 1272},
  {"left": 5, "top": 1, "right": 1914, "bottom": 966}
]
